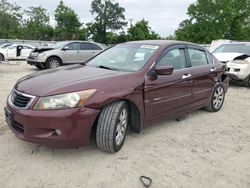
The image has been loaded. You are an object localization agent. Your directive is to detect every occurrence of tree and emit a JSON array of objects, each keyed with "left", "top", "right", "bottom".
[
  {"left": 22, "top": 6, "right": 54, "bottom": 40},
  {"left": 54, "top": 0, "right": 83, "bottom": 40},
  {"left": 88, "top": 0, "right": 127, "bottom": 44},
  {"left": 128, "top": 19, "right": 160, "bottom": 41},
  {"left": 0, "top": 0, "right": 22, "bottom": 39},
  {"left": 175, "top": 0, "right": 250, "bottom": 43}
]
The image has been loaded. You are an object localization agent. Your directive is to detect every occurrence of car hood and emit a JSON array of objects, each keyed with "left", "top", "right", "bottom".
[
  {"left": 213, "top": 52, "right": 244, "bottom": 62},
  {"left": 15, "top": 65, "right": 137, "bottom": 97},
  {"left": 33, "top": 47, "right": 55, "bottom": 53}
]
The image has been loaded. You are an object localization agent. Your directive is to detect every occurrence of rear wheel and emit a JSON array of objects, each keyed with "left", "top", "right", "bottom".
[
  {"left": 0, "top": 53, "right": 4, "bottom": 61},
  {"left": 46, "top": 57, "right": 61, "bottom": 69},
  {"left": 207, "top": 84, "right": 225, "bottom": 112},
  {"left": 96, "top": 101, "right": 128, "bottom": 153}
]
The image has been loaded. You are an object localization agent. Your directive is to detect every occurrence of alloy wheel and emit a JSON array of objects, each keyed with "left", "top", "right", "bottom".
[
  {"left": 115, "top": 108, "right": 128, "bottom": 146},
  {"left": 49, "top": 60, "right": 60, "bottom": 68},
  {"left": 213, "top": 86, "right": 224, "bottom": 110}
]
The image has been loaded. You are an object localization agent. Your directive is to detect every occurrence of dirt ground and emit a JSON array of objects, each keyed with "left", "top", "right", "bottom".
[{"left": 0, "top": 61, "right": 250, "bottom": 188}]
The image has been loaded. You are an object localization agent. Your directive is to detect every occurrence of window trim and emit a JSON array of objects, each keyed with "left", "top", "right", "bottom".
[
  {"left": 186, "top": 45, "right": 211, "bottom": 67},
  {"left": 64, "top": 42, "right": 81, "bottom": 51},
  {"left": 154, "top": 44, "right": 188, "bottom": 71}
]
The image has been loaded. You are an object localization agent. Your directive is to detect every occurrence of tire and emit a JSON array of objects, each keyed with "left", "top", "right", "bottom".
[
  {"left": 46, "top": 57, "right": 61, "bottom": 69},
  {"left": 207, "top": 84, "right": 225, "bottom": 112},
  {"left": 0, "top": 53, "right": 4, "bottom": 61},
  {"left": 96, "top": 101, "right": 128, "bottom": 153},
  {"left": 35, "top": 65, "right": 44, "bottom": 70},
  {"left": 243, "top": 75, "right": 250, "bottom": 88}
]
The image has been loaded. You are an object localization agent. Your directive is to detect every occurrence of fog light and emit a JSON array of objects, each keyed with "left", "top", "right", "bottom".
[{"left": 55, "top": 129, "right": 62, "bottom": 136}]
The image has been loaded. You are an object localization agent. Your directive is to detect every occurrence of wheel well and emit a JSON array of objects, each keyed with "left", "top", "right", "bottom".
[
  {"left": 125, "top": 99, "right": 142, "bottom": 133},
  {"left": 91, "top": 99, "right": 142, "bottom": 136},
  {"left": 46, "top": 56, "right": 62, "bottom": 65},
  {"left": 0, "top": 53, "right": 4, "bottom": 59}
]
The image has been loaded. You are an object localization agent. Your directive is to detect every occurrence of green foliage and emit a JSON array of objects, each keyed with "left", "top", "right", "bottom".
[
  {"left": 54, "top": 0, "right": 83, "bottom": 40},
  {"left": 106, "top": 31, "right": 129, "bottom": 44},
  {"left": 88, "top": 0, "right": 127, "bottom": 44},
  {"left": 128, "top": 19, "right": 161, "bottom": 41},
  {"left": 22, "top": 6, "right": 53, "bottom": 40},
  {"left": 175, "top": 0, "right": 250, "bottom": 43},
  {"left": 0, "top": 0, "right": 22, "bottom": 38}
]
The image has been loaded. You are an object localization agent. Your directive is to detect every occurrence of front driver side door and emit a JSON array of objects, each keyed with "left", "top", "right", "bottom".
[
  {"left": 61, "top": 42, "right": 82, "bottom": 63},
  {"left": 144, "top": 46, "right": 193, "bottom": 122}
]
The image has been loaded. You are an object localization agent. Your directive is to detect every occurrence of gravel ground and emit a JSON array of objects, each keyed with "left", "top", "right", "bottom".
[{"left": 0, "top": 61, "right": 250, "bottom": 188}]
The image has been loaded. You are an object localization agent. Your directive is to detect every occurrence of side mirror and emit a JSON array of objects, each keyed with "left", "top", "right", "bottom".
[
  {"left": 62, "top": 46, "right": 69, "bottom": 51},
  {"left": 155, "top": 65, "right": 174, "bottom": 75}
]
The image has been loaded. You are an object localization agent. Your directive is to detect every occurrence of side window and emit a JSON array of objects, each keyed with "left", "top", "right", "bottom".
[
  {"left": 81, "top": 43, "right": 102, "bottom": 50},
  {"left": 66, "top": 43, "right": 81, "bottom": 50},
  {"left": 23, "top": 46, "right": 33, "bottom": 49},
  {"left": 158, "top": 48, "right": 186, "bottom": 70},
  {"left": 188, "top": 49, "right": 208, "bottom": 67},
  {"left": 206, "top": 52, "right": 214, "bottom": 64}
]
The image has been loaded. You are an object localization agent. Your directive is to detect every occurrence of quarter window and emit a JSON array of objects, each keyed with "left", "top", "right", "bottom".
[
  {"left": 158, "top": 48, "right": 186, "bottom": 70},
  {"left": 188, "top": 49, "right": 208, "bottom": 67}
]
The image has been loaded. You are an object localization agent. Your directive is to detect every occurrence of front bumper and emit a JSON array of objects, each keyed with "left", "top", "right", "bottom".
[
  {"left": 4, "top": 103, "right": 100, "bottom": 148},
  {"left": 226, "top": 63, "right": 250, "bottom": 80}
]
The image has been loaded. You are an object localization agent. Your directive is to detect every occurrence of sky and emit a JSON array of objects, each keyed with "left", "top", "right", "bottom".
[{"left": 9, "top": 0, "right": 196, "bottom": 37}]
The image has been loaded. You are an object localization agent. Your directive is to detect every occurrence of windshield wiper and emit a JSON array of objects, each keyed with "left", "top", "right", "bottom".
[{"left": 98, "top": 65, "right": 119, "bottom": 71}]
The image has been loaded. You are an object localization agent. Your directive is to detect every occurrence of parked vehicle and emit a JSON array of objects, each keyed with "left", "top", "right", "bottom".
[
  {"left": 213, "top": 42, "right": 250, "bottom": 87},
  {"left": 27, "top": 41, "right": 105, "bottom": 69},
  {"left": 226, "top": 55, "right": 250, "bottom": 87},
  {"left": 213, "top": 42, "right": 250, "bottom": 63},
  {"left": 5, "top": 40, "right": 229, "bottom": 153},
  {"left": 0, "top": 44, "right": 34, "bottom": 61}
]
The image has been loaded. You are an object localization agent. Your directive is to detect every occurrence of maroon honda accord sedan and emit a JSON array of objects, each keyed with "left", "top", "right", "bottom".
[{"left": 4, "top": 40, "right": 229, "bottom": 153}]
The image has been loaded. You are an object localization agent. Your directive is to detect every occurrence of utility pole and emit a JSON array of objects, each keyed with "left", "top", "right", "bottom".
[{"left": 129, "top": 18, "right": 133, "bottom": 28}]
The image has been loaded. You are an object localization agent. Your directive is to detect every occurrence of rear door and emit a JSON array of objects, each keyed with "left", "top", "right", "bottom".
[
  {"left": 20, "top": 45, "right": 33, "bottom": 59},
  {"left": 186, "top": 45, "right": 220, "bottom": 108},
  {"left": 144, "top": 45, "right": 193, "bottom": 122},
  {"left": 79, "top": 43, "right": 102, "bottom": 62}
]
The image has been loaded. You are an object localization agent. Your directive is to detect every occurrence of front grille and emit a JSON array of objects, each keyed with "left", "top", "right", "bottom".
[{"left": 10, "top": 90, "right": 35, "bottom": 108}]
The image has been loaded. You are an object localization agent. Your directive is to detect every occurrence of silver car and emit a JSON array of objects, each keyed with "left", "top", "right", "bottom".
[{"left": 27, "top": 41, "right": 105, "bottom": 69}]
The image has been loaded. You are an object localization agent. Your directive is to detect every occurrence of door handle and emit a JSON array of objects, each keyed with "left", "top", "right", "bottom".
[
  {"left": 210, "top": 67, "right": 217, "bottom": 72},
  {"left": 182, "top": 74, "right": 192, "bottom": 80}
]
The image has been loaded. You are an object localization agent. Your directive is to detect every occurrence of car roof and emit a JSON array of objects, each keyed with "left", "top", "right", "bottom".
[
  {"left": 126, "top": 40, "right": 199, "bottom": 47},
  {"left": 222, "top": 42, "right": 250, "bottom": 45}
]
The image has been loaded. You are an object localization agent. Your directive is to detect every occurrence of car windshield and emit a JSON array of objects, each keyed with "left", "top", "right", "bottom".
[
  {"left": 50, "top": 42, "right": 68, "bottom": 49},
  {"left": 87, "top": 44, "right": 159, "bottom": 72},
  {"left": 0, "top": 43, "right": 12, "bottom": 48},
  {"left": 213, "top": 44, "right": 250, "bottom": 55}
]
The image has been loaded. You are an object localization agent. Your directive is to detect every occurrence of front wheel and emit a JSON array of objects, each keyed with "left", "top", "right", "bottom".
[
  {"left": 46, "top": 57, "right": 61, "bottom": 69},
  {"left": 96, "top": 101, "right": 128, "bottom": 153},
  {"left": 207, "top": 84, "right": 225, "bottom": 112}
]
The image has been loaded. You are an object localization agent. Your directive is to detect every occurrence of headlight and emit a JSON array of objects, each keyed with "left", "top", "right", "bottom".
[
  {"left": 30, "top": 52, "right": 39, "bottom": 57},
  {"left": 233, "top": 60, "right": 249, "bottom": 64},
  {"left": 34, "top": 89, "right": 97, "bottom": 110}
]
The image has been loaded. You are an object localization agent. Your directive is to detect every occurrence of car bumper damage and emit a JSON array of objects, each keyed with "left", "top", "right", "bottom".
[{"left": 4, "top": 103, "right": 100, "bottom": 148}]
